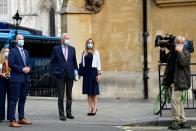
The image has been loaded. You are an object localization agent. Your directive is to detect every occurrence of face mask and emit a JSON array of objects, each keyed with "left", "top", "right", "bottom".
[
  {"left": 87, "top": 43, "right": 93, "bottom": 49},
  {"left": 4, "top": 52, "right": 9, "bottom": 58},
  {"left": 18, "top": 40, "right": 24, "bottom": 47},
  {"left": 64, "top": 39, "right": 70, "bottom": 45}
]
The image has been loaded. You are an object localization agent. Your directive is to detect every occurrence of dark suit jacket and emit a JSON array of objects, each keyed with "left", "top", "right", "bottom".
[
  {"left": 8, "top": 47, "right": 31, "bottom": 83},
  {"left": 50, "top": 45, "right": 78, "bottom": 79}
]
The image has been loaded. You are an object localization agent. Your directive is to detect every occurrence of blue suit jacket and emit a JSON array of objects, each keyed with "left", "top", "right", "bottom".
[
  {"left": 8, "top": 47, "right": 31, "bottom": 83},
  {"left": 50, "top": 45, "right": 78, "bottom": 79}
]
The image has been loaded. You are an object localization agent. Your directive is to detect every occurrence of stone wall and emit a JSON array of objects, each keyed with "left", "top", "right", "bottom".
[
  {"left": 149, "top": 1, "right": 196, "bottom": 71},
  {"left": 61, "top": 0, "right": 196, "bottom": 100},
  {"left": 91, "top": 0, "right": 143, "bottom": 72}
]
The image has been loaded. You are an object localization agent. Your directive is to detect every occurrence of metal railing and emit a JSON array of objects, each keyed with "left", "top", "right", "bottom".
[
  {"left": 158, "top": 63, "right": 196, "bottom": 116},
  {"left": 28, "top": 65, "right": 57, "bottom": 97}
]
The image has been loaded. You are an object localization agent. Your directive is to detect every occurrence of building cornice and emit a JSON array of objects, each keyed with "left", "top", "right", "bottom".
[
  {"left": 60, "top": 7, "right": 92, "bottom": 14},
  {"left": 155, "top": 0, "right": 196, "bottom": 7}
]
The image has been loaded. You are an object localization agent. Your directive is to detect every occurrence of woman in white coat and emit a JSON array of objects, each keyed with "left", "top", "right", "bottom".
[{"left": 79, "top": 38, "right": 101, "bottom": 116}]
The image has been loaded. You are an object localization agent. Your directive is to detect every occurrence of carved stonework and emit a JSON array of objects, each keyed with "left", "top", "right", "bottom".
[
  {"left": 85, "top": 0, "right": 104, "bottom": 13},
  {"left": 155, "top": 0, "right": 196, "bottom": 7}
]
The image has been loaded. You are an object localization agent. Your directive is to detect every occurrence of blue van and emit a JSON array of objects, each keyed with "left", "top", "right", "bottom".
[{"left": 0, "top": 28, "right": 61, "bottom": 97}]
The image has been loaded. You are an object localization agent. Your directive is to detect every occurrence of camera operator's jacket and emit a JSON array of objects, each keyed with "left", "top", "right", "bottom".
[{"left": 161, "top": 49, "right": 191, "bottom": 90}]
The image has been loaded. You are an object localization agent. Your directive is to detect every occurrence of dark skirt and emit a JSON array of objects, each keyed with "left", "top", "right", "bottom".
[{"left": 82, "top": 67, "right": 99, "bottom": 95}]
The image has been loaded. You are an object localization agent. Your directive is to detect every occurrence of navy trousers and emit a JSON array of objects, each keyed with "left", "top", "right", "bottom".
[
  {"left": 0, "top": 78, "right": 10, "bottom": 120},
  {"left": 9, "top": 81, "right": 28, "bottom": 121}
]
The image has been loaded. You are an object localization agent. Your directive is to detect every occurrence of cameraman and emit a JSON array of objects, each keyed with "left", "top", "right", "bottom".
[{"left": 160, "top": 36, "right": 191, "bottom": 130}]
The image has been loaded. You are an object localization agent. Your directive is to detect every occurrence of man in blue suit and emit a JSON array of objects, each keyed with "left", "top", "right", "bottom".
[
  {"left": 51, "top": 33, "right": 78, "bottom": 121},
  {"left": 8, "top": 35, "right": 32, "bottom": 127}
]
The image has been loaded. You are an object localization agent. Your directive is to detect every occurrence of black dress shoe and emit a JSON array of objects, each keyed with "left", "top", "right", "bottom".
[
  {"left": 66, "top": 114, "right": 74, "bottom": 119},
  {"left": 60, "top": 116, "right": 66, "bottom": 121},
  {"left": 91, "top": 109, "right": 97, "bottom": 116}
]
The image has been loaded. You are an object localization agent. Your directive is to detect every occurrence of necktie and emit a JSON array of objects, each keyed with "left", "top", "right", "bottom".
[
  {"left": 21, "top": 49, "right": 26, "bottom": 65},
  {"left": 63, "top": 46, "right": 68, "bottom": 61}
]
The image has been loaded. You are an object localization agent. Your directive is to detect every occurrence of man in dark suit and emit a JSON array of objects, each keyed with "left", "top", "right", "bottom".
[
  {"left": 8, "top": 35, "right": 32, "bottom": 127},
  {"left": 51, "top": 33, "right": 78, "bottom": 121}
]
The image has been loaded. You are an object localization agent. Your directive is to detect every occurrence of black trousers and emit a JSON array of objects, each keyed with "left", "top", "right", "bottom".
[
  {"left": 0, "top": 78, "right": 10, "bottom": 120},
  {"left": 55, "top": 72, "right": 73, "bottom": 117}
]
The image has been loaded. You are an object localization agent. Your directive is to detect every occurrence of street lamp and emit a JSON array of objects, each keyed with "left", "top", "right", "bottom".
[{"left": 12, "top": 10, "right": 22, "bottom": 38}]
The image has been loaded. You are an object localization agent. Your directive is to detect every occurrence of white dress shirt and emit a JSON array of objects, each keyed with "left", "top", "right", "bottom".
[{"left": 62, "top": 45, "right": 68, "bottom": 61}]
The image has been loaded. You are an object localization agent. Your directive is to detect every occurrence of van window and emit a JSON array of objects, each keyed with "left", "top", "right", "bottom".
[
  {"left": 24, "top": 40, "right": 59, "bottom": 58},
  {"left": 0, "top": 41, "right": 5, "bottom": 50}
]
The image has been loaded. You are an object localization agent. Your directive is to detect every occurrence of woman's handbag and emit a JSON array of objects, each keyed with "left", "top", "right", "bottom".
[{"left": 78, "top": 52, "right": 84, "bottom": 76}]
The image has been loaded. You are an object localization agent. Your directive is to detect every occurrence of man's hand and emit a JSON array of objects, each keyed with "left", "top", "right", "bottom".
[
  {"left": 160, "top": 47, "right": 166, "bottom": 52},
  {"left": 78, "top": 76, "right": 82, "bottom": 79},
  {"left": 22, "top": 68, "right": 28, "bottom": 74},
  {"left": 22, "top": 67, "right": 31, "bottom": 74},
  {"left": 175, "top": 44, "right": 183, "bottom": 52}
]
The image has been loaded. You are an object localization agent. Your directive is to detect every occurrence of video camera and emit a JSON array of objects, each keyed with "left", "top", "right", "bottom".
[{"left": 155, "top": 34, "right": 194, "bottom": 53}]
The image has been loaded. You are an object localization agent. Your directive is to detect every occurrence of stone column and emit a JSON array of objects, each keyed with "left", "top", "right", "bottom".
[
  {"left": 20, "top": 0, "right": 24, "bottom": 13},
  {"left": 55, "top": 0, "right": 62, "bottom": 36},
  {"left": 60, "top": 0, "right": 93, "bottom": 99},
  {"left": 61, "top": 0, "right": 93, "bottom": 58}
]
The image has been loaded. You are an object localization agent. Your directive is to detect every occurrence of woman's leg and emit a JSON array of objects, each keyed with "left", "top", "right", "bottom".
[
  {"left": 88, "top": 95, "right": 93, "bottom": 113},
  {"left": 6, "top": 79, "right": 11, "bottom": 120},
  {"left": 92, "top": 95, "right": 97, "bottom": 113},
  {"left": 0, "top": 79, "right": 6, "bottom": 120}
]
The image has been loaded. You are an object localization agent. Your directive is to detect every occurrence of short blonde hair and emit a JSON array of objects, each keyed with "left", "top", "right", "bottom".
[{"left": 16, "top": 34, "right": 24, "bottom": 41}]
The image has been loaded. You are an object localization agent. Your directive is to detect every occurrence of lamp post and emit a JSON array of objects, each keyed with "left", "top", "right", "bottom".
[{"left": 12, "top": 10, "right": 22, "bottom": 38}]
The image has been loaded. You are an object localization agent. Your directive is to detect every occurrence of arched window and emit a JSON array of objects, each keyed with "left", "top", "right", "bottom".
[{"left": 0, "top": 0, "right": 8, "bottom": 15}]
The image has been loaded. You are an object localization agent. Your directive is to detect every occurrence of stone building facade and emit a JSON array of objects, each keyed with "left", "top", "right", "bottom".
[
  {"left": 61, "top": 0, "right": 196, "bottom": 100},
  {"left": 2, "top": 0, "right": 196, "bottom": 100},
  {"left": 0, "top": 0, "right": 63, "bottom": 36}
]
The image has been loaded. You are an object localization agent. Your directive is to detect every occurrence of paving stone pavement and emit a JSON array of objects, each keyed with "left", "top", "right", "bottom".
[{"left": 0, "top": 98, "right": 196, "bottom": 131}]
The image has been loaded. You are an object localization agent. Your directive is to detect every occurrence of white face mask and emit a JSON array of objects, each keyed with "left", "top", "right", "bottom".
[
  {"left": 64, "top": 39, "right": 70, "bottom": 45},
  {"left": 18, "top": 40, "right": 25, "bottom": 47},
  {"left": 87, "top": 43, "right": 93, "bottom": 49}
]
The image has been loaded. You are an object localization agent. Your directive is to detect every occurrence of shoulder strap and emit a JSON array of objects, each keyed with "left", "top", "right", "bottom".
[{"left": 81, "top": 51, "right": 84, "bottom": 63}]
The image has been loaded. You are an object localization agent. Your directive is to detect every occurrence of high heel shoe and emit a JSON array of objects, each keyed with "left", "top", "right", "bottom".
[
  {"left": 87, "top": 113, "right": 92, "bottom": 116},
  {"left": 91, "top": 109, "right": 97, "bottom": 116},
  {"left": 87, "top": 108, "right": 93, "bottom": 116}
]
